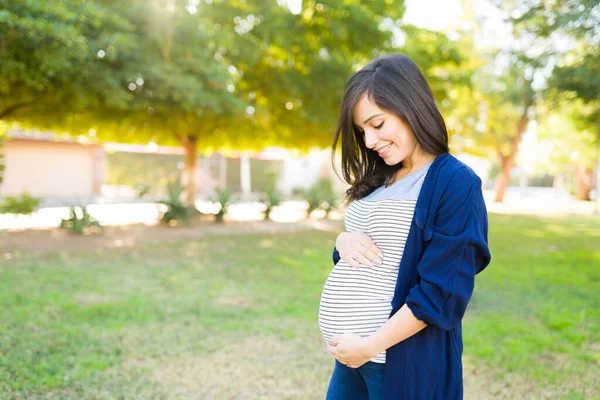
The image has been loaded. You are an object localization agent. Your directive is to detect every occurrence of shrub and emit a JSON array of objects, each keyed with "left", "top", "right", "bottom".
[
  {"left": 302, "top": 177, "right": 338, "bottom": 218},
  {"left": 262, "top": 171, "right": 281, "bottom": 220},
  {"left": 135, "top": 183, "right": 152, "bottom": 199},
  {"left": 0, "top": 192, "right": 43, "bottom": 215},
  {"left": 159, "top": 181, "right": 198, "bottom": 225},
  {"left": 215, "top": 188, "right": 230, "bottom": 223},
  {"left": 59, "top": 205, "right": 102, "bottom": 235},
  {"left": 263, "top": 186, "right": 281, "bottom": 220}
]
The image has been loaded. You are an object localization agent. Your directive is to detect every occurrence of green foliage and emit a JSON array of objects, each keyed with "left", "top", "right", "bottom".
[
  {"left": 536, "top": 104, "right": 598, "bottom": 172},
  {"left": 0, "top": 192, "right": 43, "bottom": 215},
  {"left": 1, "top": 0, "right": 477, "bottom": 208},
  {"left": 135, "top": 184, "right": 151, "bottom": 199},
  {"left": 215, "top": 188, "right": 230, "bottom": 223},
  {"left": 59, "top": 205, "right": 102, "bottom": 235},
  {"left": 499, "top": 0, "right": 600, "bottom": 147},
  {"left": 549, "top": 51, "right": 600, "bottom": 140},
  {"left": 0, "top": 0, "right": 135, "bottom": 124},
  {"left": 261, "top": 170, "right": 281, "bottom": 221},
  {"left": 302, "top": 177, "right": 337, "bottom": 218},
  {"left": 159, "top": 181, "right": 198, "bottom": 226},
  {"left": 263, "top": 188, "right": 281, "bottom": 221}
]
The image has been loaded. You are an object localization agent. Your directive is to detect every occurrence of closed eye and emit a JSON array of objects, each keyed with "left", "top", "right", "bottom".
[{"left": 374, "top": 122, "right": 384, "bottom": 130}]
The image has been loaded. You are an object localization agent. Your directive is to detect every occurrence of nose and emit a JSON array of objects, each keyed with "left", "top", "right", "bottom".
[{"left": 363, "top": 129, "right": 379, "bottom": 149}]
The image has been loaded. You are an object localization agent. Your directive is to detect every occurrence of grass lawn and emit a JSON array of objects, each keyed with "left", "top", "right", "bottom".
[{"left": 0, "top": 214, "right": 598, "bottom": 399}]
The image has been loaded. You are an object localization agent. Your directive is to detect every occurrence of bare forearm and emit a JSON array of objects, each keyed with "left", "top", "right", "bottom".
[{"left": 365, "top": 304, "right": 427, "bottom": 355}]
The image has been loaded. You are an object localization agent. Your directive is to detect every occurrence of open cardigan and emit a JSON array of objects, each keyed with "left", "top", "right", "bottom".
[{"left": 332, "top": 153, "right": 492, "bottom": 400}]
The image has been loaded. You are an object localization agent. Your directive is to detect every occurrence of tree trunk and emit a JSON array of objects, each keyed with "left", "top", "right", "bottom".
[
  {"left": 494, "top": 103, "right": 531, "bottom": 203},
  {"left": 574, "top": 164, "right": 593, "bottom": 201},
  {"left": 180, "top": 135, "right": 198, "bottom": 207},
  {"left": 494, "top": 154, "right": 511, "bottom": 203},
  {"left": 494, "top": 128, "right": 527, "bottom": 203}
]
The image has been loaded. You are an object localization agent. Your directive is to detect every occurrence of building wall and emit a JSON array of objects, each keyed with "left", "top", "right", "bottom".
[
  {"left": 277, "top": 149, "right": 348, "bottom": 196},
  {"left": 0, "top": 139, "right": 102, "bottom": 197}
]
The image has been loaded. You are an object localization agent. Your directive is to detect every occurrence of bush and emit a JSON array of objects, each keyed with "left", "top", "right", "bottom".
[
  {"left": 0, "top": 192, "right": 43, "bottom": 215},
  {"left": 135, "top": 183, "right": 152, "bottom": 199},
  {"left": 215, "top": 188, "right": 231, "bottom": 223},
  {"left": 262, "top": 171, "right": 281, "bottom": 220},
  {"left": 302, "top": 177, "right": 338, "bottom": 218},
  {"left": 263, "top": 186, "right": 281, "bottom": 220},
  {"left": 59, "top": 205, "right": 102, "bottom": 235},
  {"left": 159, "top": 181, "right": 199, "bottom": 226}
]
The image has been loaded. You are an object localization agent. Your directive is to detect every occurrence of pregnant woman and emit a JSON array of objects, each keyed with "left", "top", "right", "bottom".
[{"left": 318, "top": 54, "right": 491, "bottom": 400}]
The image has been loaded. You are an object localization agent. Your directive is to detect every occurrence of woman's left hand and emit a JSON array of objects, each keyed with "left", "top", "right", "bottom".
[{"left": 328, "top": 333, "right": 375, "bottom": 368}]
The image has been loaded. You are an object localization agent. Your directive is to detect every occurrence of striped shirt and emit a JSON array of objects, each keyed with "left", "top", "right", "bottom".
[{"left": 318, "top": 164, "right": 430, "bottom": 363}]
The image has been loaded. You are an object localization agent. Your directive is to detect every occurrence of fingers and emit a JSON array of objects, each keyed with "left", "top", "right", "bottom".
[
  {"left": 358, "top": 235, "right": 383, "bottom": 261},
  {"left": 355, "top": 243, "right": 383, "bottom": 267},
  {"left": 344, "top": 250, "right": 366, "bottom": 268},
  {"left": 342, "top": 254, "right": 361, "bottom": 268},
  {"left": 353, "top": 250, "right": 376, "bottom": 268},
  {"left": 339, "top": 232, "right": 384, "bottom": 268},
  {"left": 344, "top": 251, "right": 381, "bottom": 269}
]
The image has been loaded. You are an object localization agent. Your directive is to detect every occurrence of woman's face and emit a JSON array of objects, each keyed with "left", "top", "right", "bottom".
[{"left": 352, "top": 93, "right": 419, "bottom": 167}]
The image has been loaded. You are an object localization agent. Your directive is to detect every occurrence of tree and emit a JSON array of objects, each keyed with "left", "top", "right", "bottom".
[
  {"left": 2, "top": 0, "right": 472, "bottom": 207},
  {"left": 87, "top": 0, "right": 416, "bottom": 205},
  {"left": 0, "top": 0, "right": 136, "bottom": 123},
  {"left": 441, "top": 44, "right": 539, "bottom": 202},
  {"left": 509, "top": 0, "right": 600, "bottom": 200},
  {"left": 72, "top": 0, "right": 411, "bottom": 205},
  {"left": 455, "top": 0, "right": 565, "bottom": 202},
  {"left": 489, "top": 54, "right": 537, "bottom": 203},
  {"left": 535, "top": 101, "right": 598, "bottom": 199},
  {"left": 90, "top": 0, "right": 247, "bottom": 205}
]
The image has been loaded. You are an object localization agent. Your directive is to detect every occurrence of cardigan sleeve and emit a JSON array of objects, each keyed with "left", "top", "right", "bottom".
[
  {"left": 405, "top": 171, "right": 491, "bottom": 331},
  {"left": 332, "top": 247, "right": 341, "bottom": 265}
]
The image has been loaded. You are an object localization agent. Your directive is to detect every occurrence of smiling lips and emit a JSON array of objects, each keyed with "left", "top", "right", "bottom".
[{"left": 376, "top": 143, "right": 392, "bottom": 157}]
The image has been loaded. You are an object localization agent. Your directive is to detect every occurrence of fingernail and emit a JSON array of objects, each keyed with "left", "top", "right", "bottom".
[{"left": 368, "top": 262, "right": 375, "bottom": 268}]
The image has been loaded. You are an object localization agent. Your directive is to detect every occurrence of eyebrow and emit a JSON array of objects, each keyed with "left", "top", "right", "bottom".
[{"left": 356, "top": 113, "right": 383, "bottom": 126}]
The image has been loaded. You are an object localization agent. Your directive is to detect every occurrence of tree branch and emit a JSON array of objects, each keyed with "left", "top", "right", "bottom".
[{"left": 0, "top": 102, "right": 30, "bottom": 120}]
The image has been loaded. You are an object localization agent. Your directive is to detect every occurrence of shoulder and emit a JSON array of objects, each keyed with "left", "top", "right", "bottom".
[
  {"left": 437, "top": 154, "right": 482, "bottom": 187},
  {"left": 430, "top": 154, "right": 483, "bottom": 203},
  {"left": 427, "top": 155, "right": 488, "bottom": 229}
]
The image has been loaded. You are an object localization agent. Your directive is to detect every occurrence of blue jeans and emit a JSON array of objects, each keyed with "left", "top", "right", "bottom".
[{"left": 325, "top": 360, "right": 385, "bottom": 400}]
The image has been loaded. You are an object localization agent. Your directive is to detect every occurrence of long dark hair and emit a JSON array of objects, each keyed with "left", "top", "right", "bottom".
[{"left": 332, "top": 53, "right": 449, "bottom": 203}]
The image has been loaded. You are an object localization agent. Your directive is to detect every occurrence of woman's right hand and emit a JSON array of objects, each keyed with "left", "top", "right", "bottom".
[{"left": 336, "top": 232, "right": 383, "bottom": 268}]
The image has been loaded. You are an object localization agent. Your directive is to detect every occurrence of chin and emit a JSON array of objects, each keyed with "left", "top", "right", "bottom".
[{"left": 382, "top": 153, "right": 403, "bottom": 166}]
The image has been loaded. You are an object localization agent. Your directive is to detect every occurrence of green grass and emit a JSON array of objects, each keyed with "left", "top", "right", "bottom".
[
  {"left": 464, "top": 214, "right": 600, "bottom": 396},
  {"left": 0, "top": 214, "right": 598, "bottom": 399}
]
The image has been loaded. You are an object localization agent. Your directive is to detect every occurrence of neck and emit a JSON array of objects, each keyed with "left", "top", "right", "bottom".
[
  {"left": 403, "top": 148, "right": 436, "bottom": 171},
  {"left": 388, "top": 149, "right": 436, "bottom": 187}
]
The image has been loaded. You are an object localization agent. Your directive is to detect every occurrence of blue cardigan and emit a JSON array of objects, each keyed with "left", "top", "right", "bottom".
[{"left": 332, "top": 153, "right": 491, "bottom": 400}]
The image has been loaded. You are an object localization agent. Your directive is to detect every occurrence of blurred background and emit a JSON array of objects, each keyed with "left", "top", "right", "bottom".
[{"left": 0, "top": 0, "right": 598, "bottom": 399}]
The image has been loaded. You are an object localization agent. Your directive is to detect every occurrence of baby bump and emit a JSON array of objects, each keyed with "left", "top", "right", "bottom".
[{"left": 318, "top": 261, "right": 395, "bottom": 344}]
